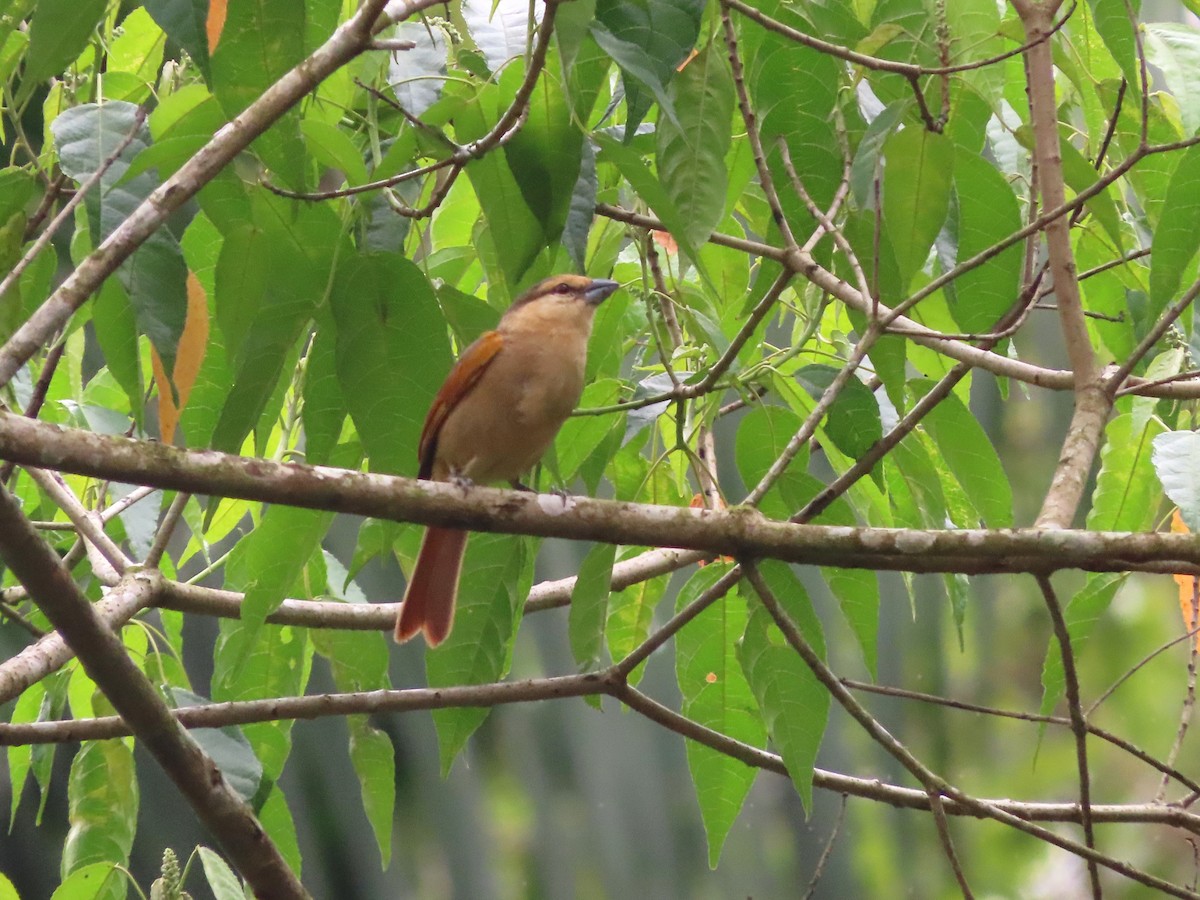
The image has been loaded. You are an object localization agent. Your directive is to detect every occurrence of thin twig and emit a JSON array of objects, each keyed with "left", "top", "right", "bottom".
[
  {"left": 1161, "top": 579, "right": 1200, "bottom": 803},
  {"left": 0, "top": 107, "right": 148, "bottom": 303},
  {"left": 1036, "top": 574, "right": 1101, "bottom": 899},
  {"left": 802, "top": 794, "right": 848, "bottom": 900}
]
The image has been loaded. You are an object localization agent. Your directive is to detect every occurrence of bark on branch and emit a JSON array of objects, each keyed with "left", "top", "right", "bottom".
[{"left": 0, "top": 412, "right": 1198, "bottom": 575}]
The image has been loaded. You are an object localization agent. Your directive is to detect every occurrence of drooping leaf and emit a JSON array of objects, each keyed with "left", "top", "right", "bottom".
[
  {"left": 655, "top": 42, "right": 734, "bottom": 249},
  {"left": 910, "top": 379, "right": 1012, "bottom": 528},
  {"left": 52, "top": 102, "right": 189, "bottom": 374},
  {"left": 1149, "top": 145, "right": 1200, "bottom": 317},
  {"left": 882, "top": 126, "right": 955, "bottom": 290},
  {"left": 429, "top": 534, "right": 533, "bottom": 772},
  {"left": 198, "top": 847, "right": 244, "bottom": 900},
  {"left": 166, "top": 688, "right": 262, "bottom": 801},
  {"left": 674, "top": 564, "right": 764, "bottom": 867},
  {"left": 330, "top": 253, "right": 451, "bottom": 477},
  {"left": 62, "top": 739, "right": 138, "bottom": 900},
  {"left": 591, "top": 0, "right": 705, "bottom": 137},
  {"left": 950, "top": 153, "right": 1023, "bottom": 334},
  {"left": 143, "top": 0, "right": 211, "bottom": 79},
  {"left": 569, "top": 542, "right": 617, "bottom": 666},
  {"left": 1086, "top": 0, "right": 1143, "bottom": 87},
  {"left": 20, "top": 0, "right": 107, "bottom": 99},
  {"left": 739, "top": 561, "right": 828, "bottom": 813},
  {"left": 503, "top": 58, "right": 584, "bottom": 248},
  {"left": 793, "top": 365, "right": 884, "bottom": 461},
  {"left": 208, "top": 0, "right": 307, "bottom": 189},
  {"left": 209, "top": 198, "right": 339, "bottom": 453},
  {"left": 455, "top": 81, "right": 547, "bottom": 287}
]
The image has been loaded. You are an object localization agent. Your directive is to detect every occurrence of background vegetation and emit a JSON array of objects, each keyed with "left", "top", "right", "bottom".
[{"left": 2, "top": 0, "right": 1200, "bottom": 896}]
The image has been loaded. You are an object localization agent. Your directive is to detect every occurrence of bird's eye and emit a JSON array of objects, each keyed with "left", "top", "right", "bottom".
[{"left": 554, "top": 282, "right": 573, "bottom": 294}]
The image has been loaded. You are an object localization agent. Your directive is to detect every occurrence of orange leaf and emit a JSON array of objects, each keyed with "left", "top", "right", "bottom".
[
  {"left": 154, "top": 272, "right": 209, "bottom": 445},
  {"left": 1171, "top": 510, "right": 1200, "bottom": 650},
  {"left": 207, "top": 0, "right": 228, "bottom": 53},
  {"left": 652, "top": 230, "right": 678, "bottom": 255}
]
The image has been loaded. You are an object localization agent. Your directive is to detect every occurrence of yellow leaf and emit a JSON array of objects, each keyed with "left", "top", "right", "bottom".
[
  {"left": 1171, "top": 510, "right": 1200, "bottom": 650},
  {"left": 207, "top": 0, "right": 228, "bottom": 53},
  {"left": 153, "top": 272, "right": 209, "bottom": 445}
]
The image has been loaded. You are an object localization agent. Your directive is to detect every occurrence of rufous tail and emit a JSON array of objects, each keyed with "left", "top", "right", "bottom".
[{"left": 395, "top": 527, "right": 468, "bottom": 646}]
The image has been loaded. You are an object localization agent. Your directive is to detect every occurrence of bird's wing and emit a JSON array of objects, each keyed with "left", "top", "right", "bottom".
[{"left": 417, "top": 330, "right": 505, "bottom": 480}]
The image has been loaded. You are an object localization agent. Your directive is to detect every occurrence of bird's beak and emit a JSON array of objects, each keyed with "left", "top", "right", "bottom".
[{"left": 584, "top": 279, "right": 620, "bottom": 306}]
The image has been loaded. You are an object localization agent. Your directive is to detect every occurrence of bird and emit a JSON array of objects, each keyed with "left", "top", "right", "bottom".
[{"left": 395, "top": 274, "right": 620, "bottom": 646}]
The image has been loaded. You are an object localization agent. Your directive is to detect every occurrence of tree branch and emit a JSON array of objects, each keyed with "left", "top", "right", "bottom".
[
  {"left": 0, "top": 490, "right": 307, "bottom": 898},
  {"left": 0, "top": 0, "right": 411, "bottom": 389}
]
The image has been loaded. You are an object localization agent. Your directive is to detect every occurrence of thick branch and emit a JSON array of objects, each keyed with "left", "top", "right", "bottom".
[
  {"left": 0, "top": 0, "right": 411, "bottom": 388},
  {"left": 0, "top": 492, "right": 306, "bottom": 898},
  {"left": 2, "top": 413, "right": 1200, "bottom": 575}
]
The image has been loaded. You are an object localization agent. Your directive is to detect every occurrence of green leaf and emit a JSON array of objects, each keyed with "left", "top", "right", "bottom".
[
  {"left": 910, "top": 379, "right": 1012, "bottom": 528},
  {"left": 91, "top": 279, "right": 142, "bottom": 426},
  {"left": 942, "top": 0, "right": 1003, "bottom": 106},
  {"left": 1145, "top": 24, "right": 1200, "bottom": 137},
  {"left": 606, "top": 566, "right": 666, "bottom": 680},
  {"left": 569, "top": 542, "right": 617, "bottom": 666},
  {"left": 197, "top": 847, "right": 243, "bottom": 900},
  {"left": 1056, "top": 135, "right": 1125, "bottom": 251},
  {"left": 562, "top": 138, "right": 599, "bottom": 271},
  {"left": 0, "top": 870, "right": 18, "bottom": 900},
  {"left": 793, "top": 365, "right": 883, "bottom": 460},
  {"left": 951, "top": 154, "right": 1023, "bottom": 334},
  {"left": 591, "top": 0, "right": 705, "bottom": 137},
  {"left": 1149, "top": 145, "right": 1200, "bottom": 316},
  {"left": 674, "top": 564, "right": 763, "bottom": 867},
  {"left": 20, "top": 0, "right": 107, "bottom": 99},
  {"left": 503, "top": 58, "right": 583, "bottom": 245},
  {"left": 52, "top": 102, "right": 189, "bottom": 374},
  {"left": 429, "top": 534, "right": 532, "bottom": 772},
  {"left": 348, "top": 719, "right": 395, "bottom": 867},
  {"left": 1086, "top": 0, "right": 1143, "bottom": 87},
  {"left": 215, "top": 505, "right": 328, "bottom": 709},
  {"left": 738, "top": 561, "right": 828, "bottom": 813},
  {"left": 142, "top": 0, "right": 210, "bottom": 79},
  {"left": 882, "top": 127, "right": 954, "bottom": 290},
  {"left": 257, "top": 786, "right": 302, "bottom": 876},
  {"left": 823, "top": 566, "right": 880, "bottom": 679},
  {"left": 300, "top": 314, "right": 345, "bottom": 467},
  {"left": 49, "top": 863, "right": 124, "bottom": 900},
  {"left": 554, "top": 378, "right": 623, "bottom": 483},
  {"left": 1153, "top": 431, "right": 1200, "bottom": 531},
  {"left": 62, "top": 741, "right": 137, "bottom": 900},
  {"left": 454, "top": 81, "right": 547, "bottom": 287},
  {"left": 209, "top": 0, "right": 308, "bottom": 189},
  {"left": 655, "top": 42, "right": 734, "bottom": 249},
  {"left": 300, "top": 118, "right": 369, "bottom": 188},
  {"left": 595, "top": 132, "right": 713, "bottom": 289},
  {"left": 330, "top": 253, "right": 452, "bottom": 477},
  {"left": 209, "top": 199, "right": 339, "bottom": 453},
  {"left": 167, "top": 688, "right": 263, "bottom": 801},
  {"left": 312, "top": 605, "right": 394, "bottom": 866}
]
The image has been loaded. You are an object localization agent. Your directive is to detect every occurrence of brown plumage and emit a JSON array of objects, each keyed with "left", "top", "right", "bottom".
[{"left": 395, "top": 274, "right": 620, "bottom": 646}]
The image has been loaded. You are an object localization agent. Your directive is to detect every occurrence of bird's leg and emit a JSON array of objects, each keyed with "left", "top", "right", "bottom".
[{"left": 448, "top": 470, "right": 475, "bottom": 495}]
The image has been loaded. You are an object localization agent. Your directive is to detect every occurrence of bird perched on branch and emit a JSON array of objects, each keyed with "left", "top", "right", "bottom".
[{"left": 395, "top": 274, "right": 620, "bottom": 646}]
